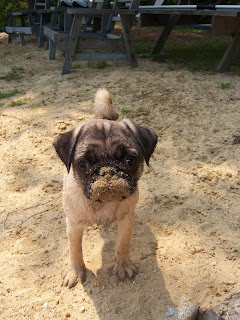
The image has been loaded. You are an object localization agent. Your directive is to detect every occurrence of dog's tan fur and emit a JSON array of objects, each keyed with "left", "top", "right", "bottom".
[
  {"left": 53, "top": 89, "right": 157, "bottom": 288},
  {"left": 63, "top": 169, "right": 139, "bottom": 286},
  {"left": 94, "top": 88, "right": 118, "bottom": 121}
]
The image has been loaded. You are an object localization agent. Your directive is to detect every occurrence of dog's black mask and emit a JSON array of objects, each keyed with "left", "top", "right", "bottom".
[{"left": 75, "top": 160, "right": 137, "bottom": 202}]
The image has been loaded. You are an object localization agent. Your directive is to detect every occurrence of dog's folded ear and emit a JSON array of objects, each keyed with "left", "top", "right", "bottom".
[
  {"left": 53, "top": 124, "right": 84, "bottom": 172},
  {"left": 122, "top": 119, "right": 158, "bottom": 165}
]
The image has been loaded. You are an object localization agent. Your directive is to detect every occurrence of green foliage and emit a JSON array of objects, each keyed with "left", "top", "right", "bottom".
[
  {"left": 87, "top": 61, "right": 108, "bottom": 69},
  {"left": 0, "top": 67, "right": 24, "bottom": 81},
  {"left": 0, "top": 0, "right": 58, "bottom": 31},
  {"left": 121, "top": 108, "right": 131, "bottom": 115},
  {"left": 0, "top": 89, "right": 19, "bottom": 99},
  {"left": 134, "top": 26, "right": 240, "bottom": 74},
  {"left": 95, "top": 61, "right": 108, "bottom": 69},
  {"left": 218, "top": 82, "right": 232, "bottom": 89},
  {"left": 0, "top": 0, "right": 27, "bottom": 31},
  {"left": 9, "top": 99, "right": 25, "bottom": 107}
]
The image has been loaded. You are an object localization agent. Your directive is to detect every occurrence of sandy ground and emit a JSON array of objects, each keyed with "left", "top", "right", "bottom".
[{"left": 0, "top": 32, "right": 240, "bottom": 320}]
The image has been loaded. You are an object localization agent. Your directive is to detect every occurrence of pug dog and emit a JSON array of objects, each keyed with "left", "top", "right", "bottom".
[{"left": 53, "top": 88, "right": 157, "bottom": 288}]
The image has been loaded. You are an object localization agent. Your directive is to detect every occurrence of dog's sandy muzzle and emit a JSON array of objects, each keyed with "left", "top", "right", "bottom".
[{"left": 90, "top": 166, "right": 132, "bottom": 202}]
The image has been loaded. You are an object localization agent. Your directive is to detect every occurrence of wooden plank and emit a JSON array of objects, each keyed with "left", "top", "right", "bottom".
[
  {"left": 43, "top": 25, "right": 59, "bottom": 40},
  {"left": 44, "top": 26, "right": 68, "bottom": 39},
  {"left": 55, "top": 34, "right": 69, "bottom": 52},
  {"left": 213, "top": 16, "right": 240, "bottom": 35},
  {"left": 10, "top": 10, "right": 34, "bottom": 16},
  {"left": 44, "top": 28, "right": 125, "bottom": 53},
  {"left": 62, "top": 15, "right": 83, "bottom": 75},
  {"left": 67, "top": 8, "right": 138, "bottom": 15},
  {"left": 39, "top": 13, "right": 49, "bottom": 48},
  {"left": 4, "top": 26, "right": 33, "bottom": 34},
  {"left": 217, "top": 21, "right": 240, "bottom": 72},
  {"left": 76, "top": 36, "right": 126, "bottom": 52},
  {"left": 120, "top": 14, "right": 138, "bottom": 67},
  {"left": 74, "top": 52, "right": 128, "bottom": 61},
  {"left": 44, "top": 26, "right": 69, "bottom": 52},
  {"left": 138, "top": 8, "right": 240, "bottom": 17},
  {"left": 140, "top": 13, "right": 211, "bottom": 26}
]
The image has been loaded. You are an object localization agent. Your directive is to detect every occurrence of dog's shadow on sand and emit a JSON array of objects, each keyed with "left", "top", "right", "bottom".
[{"left": 82, "top": 219, "right": 173, "bottom": 320}]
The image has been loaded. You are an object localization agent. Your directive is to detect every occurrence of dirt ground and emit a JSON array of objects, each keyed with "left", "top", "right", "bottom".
[{"left": 0, "top": 32, "right": 240, "bottom": 320}]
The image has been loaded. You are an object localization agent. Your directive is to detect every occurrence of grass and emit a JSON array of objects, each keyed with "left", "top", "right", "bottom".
[
  {"left": 218, "top": 82, "right": 232, "bottom": 89},
  {"left": 134, "top": 27, "right": 240, "bottom": 74},
  {"left": 0, "top": 67, "right": 24, "bottom": 81},
  {"left": 9, "top": 99, "right": 25, "bottom": 107},
  {"left": 120, "top": 108, "right": 131, "bottom": 115},
  {"left": 0, "top": 89, "right": 19, "bottom": 99},
  {"left": 157, "top": 37, "right": 230, "bottom": 72},
  {"left": 87, "top": 61, "right": 108, "bottom": 69}
]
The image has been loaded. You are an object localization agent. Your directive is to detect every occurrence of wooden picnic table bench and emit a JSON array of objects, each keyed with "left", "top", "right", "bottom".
[
  {"left": 4, "top": 0, "right": 51, "bottom": 47},
  {"left": 138, "top": 5, "right": 240, "bottom": 72},
  {"left": 44, "top": 0, "right": 140, "bottom": 74}
]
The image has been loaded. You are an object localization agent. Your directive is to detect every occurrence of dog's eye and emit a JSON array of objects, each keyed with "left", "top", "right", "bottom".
[
  {"left": 125, "top": 155, "right": 138, "bottom": 167},
  {"left": 77, "top": 160, "right": 90, "bottom": 171}
]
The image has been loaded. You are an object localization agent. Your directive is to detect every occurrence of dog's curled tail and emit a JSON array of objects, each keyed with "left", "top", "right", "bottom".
[{"left": 94, "top": 88, "right": 119, "bottom": 121}]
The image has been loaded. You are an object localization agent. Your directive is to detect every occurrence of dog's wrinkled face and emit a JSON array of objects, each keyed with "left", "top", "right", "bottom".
[
  {"left": 53, "top": 118, "right": 157, "bottom": 203},
  {"left": 73, "top": 122, "right": 143, "bottom": 202}
]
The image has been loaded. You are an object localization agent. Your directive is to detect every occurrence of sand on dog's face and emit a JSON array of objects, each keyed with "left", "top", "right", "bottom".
[{"left": 90, "top": 167, "right": 132, "bottom": 202}]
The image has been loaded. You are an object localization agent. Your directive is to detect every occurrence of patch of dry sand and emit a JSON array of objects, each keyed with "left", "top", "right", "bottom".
[{"left": 0, "top": 33, "right": 240, "bottom": 319}]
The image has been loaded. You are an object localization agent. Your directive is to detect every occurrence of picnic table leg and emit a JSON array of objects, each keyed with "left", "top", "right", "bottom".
[
  {"left": 217, "top": 21, "right": 240, "bottom": 72},
  {"left": 150, "top": 0, "right": 185, "bottom": 55},
  {"left": 48, "top": 39, "right": 56, "bottom": 60},
  {"left": 19, "top": 33, "right": 25, "bottom": 46},
  {"left": 39, "top": 14, "right": 49, "bottom": 48},
  {"left": 19, "top": 16, "right": 26, "bottom": 46},
  {"left": 8, "top": 15, "right": 14, "bottom": 44},
  {"left": 150, "top": 14, "right": 181, "bottom": 55},
  {"left": 120, "top": 15, "right": 138, "bottom": 68},
  {"left": 62, "top": 15, "right": 83, "bottom": 75}
]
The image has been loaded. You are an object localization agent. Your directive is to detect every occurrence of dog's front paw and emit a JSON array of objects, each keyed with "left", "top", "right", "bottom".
[
  {"left": 113, "top": 259, "right": 138, "bottom": 281},
  {"left": 63, "top": 267, "right": 86, "bottom": 288}
]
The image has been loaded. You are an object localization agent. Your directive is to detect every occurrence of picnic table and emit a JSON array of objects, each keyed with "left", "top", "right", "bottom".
[
  {"left": 61, "top": 8, "right": 138, "bottom": 74},
  {"left": 43, "top": 0, "right": 141, "bottom": 75},
  {"left": 4, "top": 0, "right": 51, "bottom": 47},
  {"left": 4, "top": 1, "right": 240, "bottom": 73},
  {"left": 45, "top": 4, "right": 240, "bottom": 74},
  {"left": 138, "top": 5, "right": 240, "bottom": 72}
]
